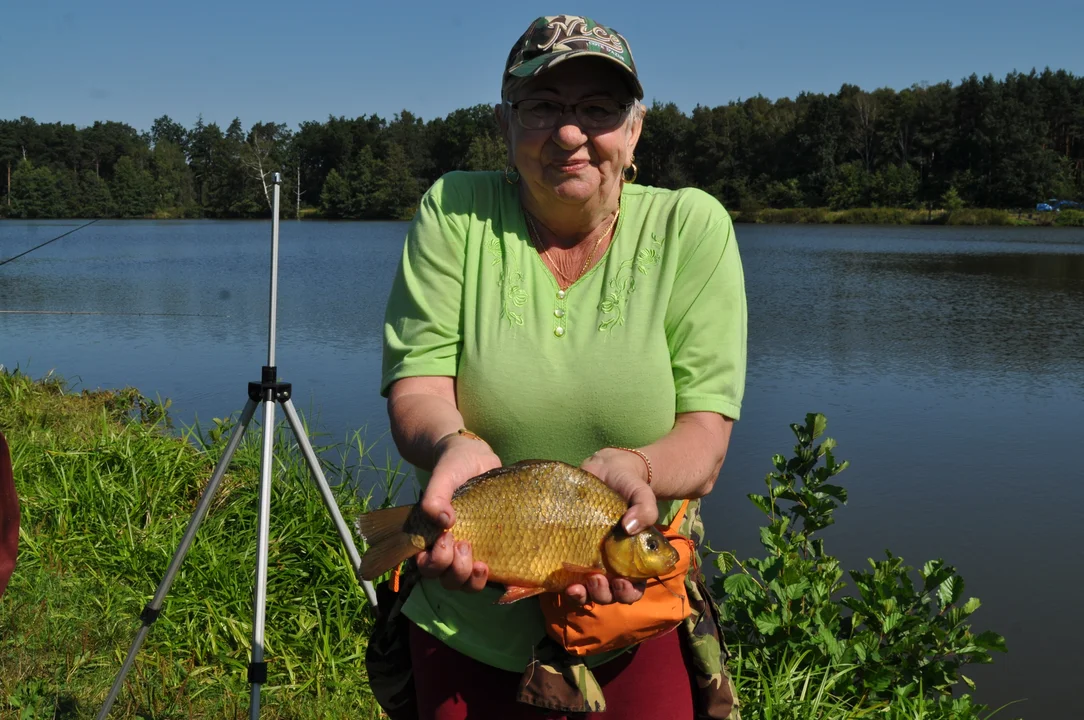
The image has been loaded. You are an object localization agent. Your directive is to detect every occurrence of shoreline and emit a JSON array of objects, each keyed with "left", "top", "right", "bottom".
[
  {"left": 729, "top": 207, "right": 1084, "bottom": 227},
  {"left": 2, "top": 206, "right": 1082, "bottom": 227}
]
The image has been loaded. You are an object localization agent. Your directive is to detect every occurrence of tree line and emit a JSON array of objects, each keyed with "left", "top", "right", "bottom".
[{"left": 2, "top": 68, "right": 1082, "bottom": 220}]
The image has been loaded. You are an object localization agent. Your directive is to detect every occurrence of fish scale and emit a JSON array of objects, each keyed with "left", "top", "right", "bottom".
[{"left": 439, "top": 461, "right": 626, "bottom": 588}]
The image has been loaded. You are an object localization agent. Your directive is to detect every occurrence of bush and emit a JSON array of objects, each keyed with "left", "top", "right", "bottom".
[
  {"left": 714, "top": 414, "right": 1011, "bottom": 718},
  {"left": 1054, "top": 209, "right": 1084, "bottom": 227},
  {"left": 945, "top": 209, "right": 1015, "bottom": 226},
  {"left": 831, "top": 208, "right": 914, "bottom": 224},
  {"left": 747, "top": 208, "right": 831, "bottom": 224}
]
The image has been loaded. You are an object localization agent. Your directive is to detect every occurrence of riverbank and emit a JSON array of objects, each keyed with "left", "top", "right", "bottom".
[
  {"left": 0, "top": 368, "right": 1017, "bottom": 718},
  {"left": 7, "top": 206, "right": 1082, "bottom": 227},
  {"left": 729, "top": 207, "right": 1084, "bottom": 226},
  {"left": 0, "top": 369, "right": 384, "bottom": 718}
]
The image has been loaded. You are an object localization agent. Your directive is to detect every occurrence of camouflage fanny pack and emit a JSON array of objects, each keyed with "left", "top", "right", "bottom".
[{"left": 364, "top": 499, "right": 740, "bottom": 719}]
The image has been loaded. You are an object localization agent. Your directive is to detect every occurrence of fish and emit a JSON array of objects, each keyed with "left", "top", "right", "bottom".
[{"left": 356, "top": 459, "right": 679, "bottom": 604}]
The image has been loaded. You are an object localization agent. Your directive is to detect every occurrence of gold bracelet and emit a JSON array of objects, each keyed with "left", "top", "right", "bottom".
[
  {"left": 610, "top": 447, "right": 652, "bottom": 485},
  {"left": 436, "top": 428, "right": 485, "bottom": 449}
]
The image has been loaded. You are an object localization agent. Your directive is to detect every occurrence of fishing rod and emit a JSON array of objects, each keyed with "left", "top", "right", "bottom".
[
  {"left": 0, "top": 310, "right": 227, "bottom": 317},
  {"left": 0, "top": 222, "right": 226, "bottom": 317},
  {"left": 0, "top": 219, "right": 99, "bottom": 267}
]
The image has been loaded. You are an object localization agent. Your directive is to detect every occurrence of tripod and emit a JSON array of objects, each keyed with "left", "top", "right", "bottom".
[{"left": 97, "top": 174, "right": 379, "bottom": 719}]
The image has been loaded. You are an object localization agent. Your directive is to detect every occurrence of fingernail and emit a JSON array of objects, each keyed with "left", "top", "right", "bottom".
[
  {"left": 472, "top": 567, "right": 484, "bottom": 578},
  {"left": 623, "top": 518, "right": 639, "bottom": 534},
  {"left": 438, "top": 512, "right": 451, "bottom": 527},
  {"left": 456, "top": 542, "right": 469, "bottom": 556}
]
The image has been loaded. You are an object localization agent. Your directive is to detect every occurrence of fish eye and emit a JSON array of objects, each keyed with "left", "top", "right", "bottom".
[{"left": 645, "top": 538, "right": 658, "bottom": 551}]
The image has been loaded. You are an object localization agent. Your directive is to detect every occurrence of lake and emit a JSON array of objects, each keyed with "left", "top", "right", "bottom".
[{"left": 2, "top": 219, "right": 1083, "bottom": 717}]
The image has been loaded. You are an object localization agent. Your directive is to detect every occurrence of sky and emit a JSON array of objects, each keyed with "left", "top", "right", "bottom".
[{"left": 2, "top": 0, "right": 1081, "bottom": 134}]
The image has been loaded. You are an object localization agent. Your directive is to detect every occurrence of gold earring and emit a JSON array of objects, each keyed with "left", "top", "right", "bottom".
[
  {"left": 623, "top": 162, "right": 638, "bottom": 184},
  {"left": 504, "top": 165, "right": 519, "bottom": 184}
]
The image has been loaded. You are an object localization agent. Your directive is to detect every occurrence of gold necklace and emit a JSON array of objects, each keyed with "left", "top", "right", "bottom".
[{"left": 526, "top": 209, "right": 620, "bottom": 288}]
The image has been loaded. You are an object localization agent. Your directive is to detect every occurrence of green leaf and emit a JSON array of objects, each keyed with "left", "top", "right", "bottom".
[
  {"left": 811, "top": 413, "right": 827, "bottom": 439},
  {"left": 881, "top": 612, "right": 903, "bottom": 632},
  {"left": 723, "top": 573, "right": 760, "bottom": 598},
  {"left": 961, "top": 597, "right": 981, "bottom": 616},
  {"left": 759, "top": 525, "right": 783, "bottom": 552},
  {"left": 819, "top": 484, "right": 848, "bottom": 503},
  {"left": 961, "top": 674, "right": 976, "bottom": 690},
  {"left": 936, "top": 576, "right": 958, "bottom": 607},
  {"left": 973, "top": 630, "right": 1008, "bottom": 653},
  {"left": 771, "top": 453, "right": 787, "bottom": 472},
  {"left": 783, "top": 579, "right": 811, "bottom": 600},
  {"left": 922, "top": 559, "right": 953, "bottom": 592},
  {"left": 760, "top": 556, "right": 785, "bottom": 583},
  {"left": 747, "top": 493, "right": 772, "bottom": 516},
  {"left": 713, "top": 551, "right": 737, "bottom": 574},
  {"left": 755, "top": 615, "right": 782, "bottom": 636}
]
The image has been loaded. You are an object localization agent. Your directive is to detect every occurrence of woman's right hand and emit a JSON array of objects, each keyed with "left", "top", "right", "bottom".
[{"left": 415, "top": 433, "right": 501, "bottom": 592}]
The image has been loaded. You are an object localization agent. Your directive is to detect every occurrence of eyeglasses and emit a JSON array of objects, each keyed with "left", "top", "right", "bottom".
[{"left": 507, "top": 98, "right": 634, "bottom": 131}]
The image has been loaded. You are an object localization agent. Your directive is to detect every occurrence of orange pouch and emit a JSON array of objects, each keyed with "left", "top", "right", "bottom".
[{"left": 539, "top": 500, "right": 696, "bottom": 657}]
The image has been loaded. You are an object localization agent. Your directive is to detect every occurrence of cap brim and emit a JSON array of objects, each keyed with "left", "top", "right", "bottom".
[{"left": 507, "top": 50, "right": 644, "bottom": 100}]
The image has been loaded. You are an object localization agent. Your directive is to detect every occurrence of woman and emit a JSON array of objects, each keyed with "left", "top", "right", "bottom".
[{"left": 376, "top": 14, "right": 746, "bottom": 720}]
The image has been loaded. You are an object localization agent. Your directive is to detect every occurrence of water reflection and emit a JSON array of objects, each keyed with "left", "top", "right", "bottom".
[{"left": 741, "top": 227, "right": 1084, "bottom": 388}]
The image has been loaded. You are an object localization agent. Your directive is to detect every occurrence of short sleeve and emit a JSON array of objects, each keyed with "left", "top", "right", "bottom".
[
  {"left": 381, "top": 178, "right": 467, "bottom": 396},
  {"left": 664, "top": 200, "right": 747, "bottom": 420}
]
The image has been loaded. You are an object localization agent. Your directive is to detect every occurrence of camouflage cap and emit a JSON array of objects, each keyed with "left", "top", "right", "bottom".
[{"left": 504, "top": 15, "right": 643, "bottom": 100}]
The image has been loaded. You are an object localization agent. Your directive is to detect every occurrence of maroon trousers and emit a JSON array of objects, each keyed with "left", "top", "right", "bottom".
[
  {"left": 0, "top": 431, "right": 18, "bottom": 598},
  {"left": 409, "top": 621, "right": 696, "bottom": 719}
]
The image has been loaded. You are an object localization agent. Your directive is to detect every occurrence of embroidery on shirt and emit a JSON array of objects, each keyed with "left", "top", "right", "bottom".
[
  {"left": 490, "top": 233, "right": 529, "bottom": 327},
  {"left": 486, "top": 236, "right": 502, "bottom": 266},
  {"left": 598, "top": 233, "right": 664, "bottom": 332},
  {"left": 499, "top": 270, "right": 528, "bottom": 326}
]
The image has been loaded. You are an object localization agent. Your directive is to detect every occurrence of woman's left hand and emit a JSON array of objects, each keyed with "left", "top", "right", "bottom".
[{"left": 562, "top": 447, "right": 660, "bottom": 606}]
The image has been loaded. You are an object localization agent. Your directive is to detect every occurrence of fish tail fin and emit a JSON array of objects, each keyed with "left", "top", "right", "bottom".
[{"left": 356, "top": 504, "right": 423, "bottom": 581}]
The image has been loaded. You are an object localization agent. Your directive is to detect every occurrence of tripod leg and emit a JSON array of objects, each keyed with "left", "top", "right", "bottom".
[
  {"left": 98, "top": 398, "right": 260, "bottom": 719},
  {"left": 248, "top": 398, "right": 276, "bottom": 718},
  {"left": 280, "top": 399, "right": 378, "bottom": 608}
]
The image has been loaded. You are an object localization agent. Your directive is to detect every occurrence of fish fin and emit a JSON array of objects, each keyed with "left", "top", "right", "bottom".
[
  {"left": 356, "top": 504, "right": 414, "bottom": 545},
  {"left": 496, "top": 585, "right": 547, "bottom": 604},
  {"left": 357, "top": 505, "right": 423, "bottom": 581},
  {"left": 562, "top": 562, "right": 604, "bottom": 575}
]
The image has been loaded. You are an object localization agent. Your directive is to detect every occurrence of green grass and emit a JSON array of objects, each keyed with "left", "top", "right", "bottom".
[
  {"left": 0, "top": 367, "right": 401, "bottom": 718},
  {"left": 729, "top": 646, "right": 1023, "bottom": 720}
]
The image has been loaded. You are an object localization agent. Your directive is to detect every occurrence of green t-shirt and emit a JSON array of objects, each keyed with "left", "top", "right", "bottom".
[{"left": 381, "top": 170, "right": 746, "bottom": 672}]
